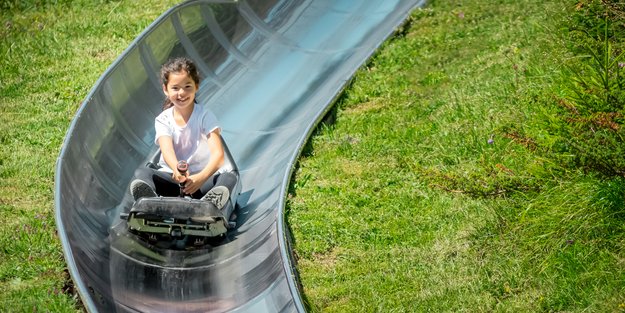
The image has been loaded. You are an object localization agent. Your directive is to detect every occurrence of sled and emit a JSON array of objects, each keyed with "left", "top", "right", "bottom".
[{"left": 120, "top": 135, "right": 240, "bottom": 247}]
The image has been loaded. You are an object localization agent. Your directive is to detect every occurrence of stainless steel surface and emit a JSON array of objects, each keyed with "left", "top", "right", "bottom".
[{"left": 54, "top": 0, "right": 425, "bottom": 312}]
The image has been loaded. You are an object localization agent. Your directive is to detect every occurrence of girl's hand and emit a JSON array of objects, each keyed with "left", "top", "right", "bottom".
[
  {"left": 182, "top": 173, "right": 206, "bottom": 195},
  {"left": 172, "top": 171, "right": 187, "bottom": 184}
]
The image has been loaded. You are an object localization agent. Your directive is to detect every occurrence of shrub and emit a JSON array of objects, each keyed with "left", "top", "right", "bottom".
[{"left": 557, "top": 0, "right": 625, "bottom": 176}]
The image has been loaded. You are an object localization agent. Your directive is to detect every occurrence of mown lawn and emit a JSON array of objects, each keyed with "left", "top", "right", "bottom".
[
  {"left": 0, "top": 1, "right": 178, "bottom": 311},
  {"left": 287, "top": 0, "right": 625, "bottom": 312}
]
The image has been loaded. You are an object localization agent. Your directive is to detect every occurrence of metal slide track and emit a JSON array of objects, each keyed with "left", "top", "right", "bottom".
[{"left": 54, "top": 0, "right": 424, "bottom": 311}]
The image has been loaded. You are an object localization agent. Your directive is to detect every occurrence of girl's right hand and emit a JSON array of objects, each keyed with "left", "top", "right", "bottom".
[{"left": 172, "top": 171, "right": 187, "bottom": 183}]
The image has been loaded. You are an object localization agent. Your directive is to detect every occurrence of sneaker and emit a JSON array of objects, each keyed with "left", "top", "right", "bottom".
[
  {"left": 130, "top": 179, "right": 157, "bottom": 200},
  {"left": 201, "top": 186, "right": 229, "bottom": 209}
]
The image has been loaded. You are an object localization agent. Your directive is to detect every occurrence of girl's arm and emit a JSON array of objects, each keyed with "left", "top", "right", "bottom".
[
  {"left": 157, "top": 136, "right": 186, "bottom": 183},
  {"left": 183, "top": 130, "right": 225, "bottom": 194}
]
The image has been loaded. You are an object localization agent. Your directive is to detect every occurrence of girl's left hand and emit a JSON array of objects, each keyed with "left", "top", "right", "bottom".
[{"left": 182, "top": 173, "right": 206, "bottom": 195}]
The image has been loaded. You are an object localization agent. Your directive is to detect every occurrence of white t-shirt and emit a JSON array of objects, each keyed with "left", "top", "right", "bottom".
[{"left": 154, "top": 105, "right": 221, "bottom": 173}]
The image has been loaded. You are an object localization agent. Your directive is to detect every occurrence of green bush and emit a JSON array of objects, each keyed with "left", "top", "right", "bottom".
[{"left": 556, "top": 0, "right": 625, "bottom": 176}]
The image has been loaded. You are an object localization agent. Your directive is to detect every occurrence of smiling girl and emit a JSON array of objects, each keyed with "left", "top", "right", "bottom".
[{"left": 130, "top": 57, "right": 235, "bottom": 210}]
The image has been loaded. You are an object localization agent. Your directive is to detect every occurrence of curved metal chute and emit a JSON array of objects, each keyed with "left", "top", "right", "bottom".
[{"left": 54, "top": 0, "right": 425, "bottom": 312}]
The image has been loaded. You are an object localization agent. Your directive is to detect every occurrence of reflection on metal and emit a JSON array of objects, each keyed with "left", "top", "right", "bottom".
[{"left": 54, "top": 0, "right": 425, "bottom": 312}]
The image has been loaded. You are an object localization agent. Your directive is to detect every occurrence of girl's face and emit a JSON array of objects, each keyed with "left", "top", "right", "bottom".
[{"left": 163, "top": 70, "right": 198, "bottom": 110}]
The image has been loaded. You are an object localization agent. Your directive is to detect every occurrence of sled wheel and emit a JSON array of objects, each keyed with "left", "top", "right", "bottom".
[{"left": 170, "top": 228, "right": 182, "bottom": 238}]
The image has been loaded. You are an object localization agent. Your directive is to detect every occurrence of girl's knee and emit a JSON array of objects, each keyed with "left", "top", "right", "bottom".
[{"left": 133, "top": 166, "right": 153, "bottom": 180}]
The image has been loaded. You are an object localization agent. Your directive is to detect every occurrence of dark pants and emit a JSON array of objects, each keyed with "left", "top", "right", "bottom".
[{"left": 133, "top": 167, "right": 237, "bottom": 199}]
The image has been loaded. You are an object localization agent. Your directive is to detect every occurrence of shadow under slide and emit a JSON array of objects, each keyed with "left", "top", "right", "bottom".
[{"left": 54, "top": 0, "right": 425, "bottom": 312}]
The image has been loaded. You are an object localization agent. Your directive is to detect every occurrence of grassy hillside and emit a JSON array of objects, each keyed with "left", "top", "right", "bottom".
[
  {"left": 288, "top": 0, "right": 625, "bottom": 312},
  {"left": 0, "top": 1, "right": 179, "bottom": 311}
]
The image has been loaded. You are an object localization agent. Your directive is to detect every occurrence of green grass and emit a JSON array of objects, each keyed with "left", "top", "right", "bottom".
[
  {"left": 0, "top": 1, "right": 178, "bottom": 311},
  {"left": 287, "top": 0, "right": 625, "bottom": 312},
  {"left": 1, "top": 0, "right": 625, "bottom": 312}
]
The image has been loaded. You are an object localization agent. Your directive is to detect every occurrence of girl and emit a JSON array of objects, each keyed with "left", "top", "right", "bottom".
[{"left": 130, "top": 57, "right": 236, "bottom": 210}]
